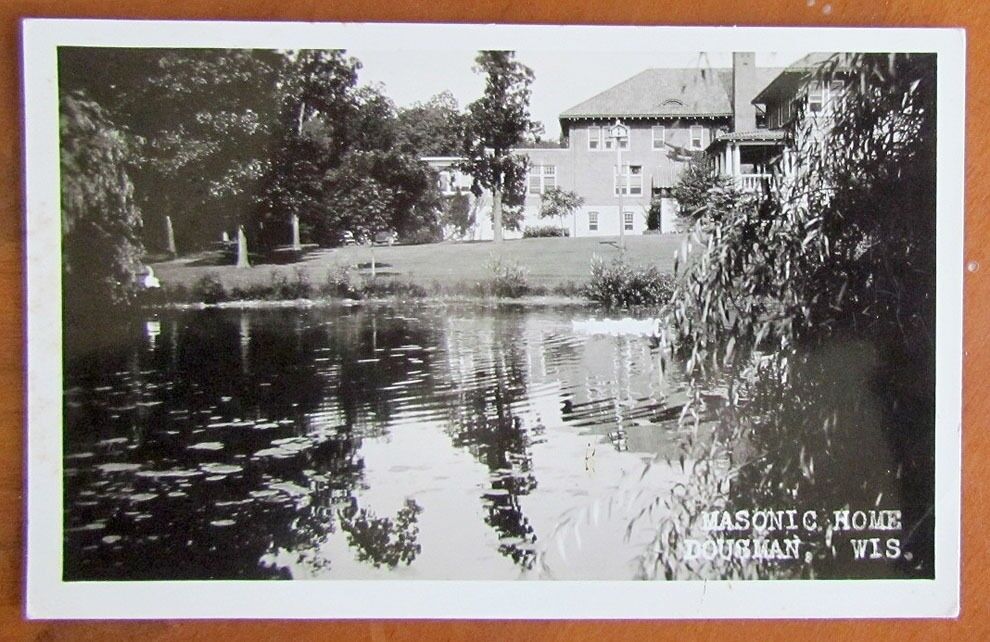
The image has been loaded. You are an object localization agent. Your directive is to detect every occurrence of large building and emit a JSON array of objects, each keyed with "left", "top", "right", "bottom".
[{"left": 432, "top": 52, "right": 833, "bottom": 241}]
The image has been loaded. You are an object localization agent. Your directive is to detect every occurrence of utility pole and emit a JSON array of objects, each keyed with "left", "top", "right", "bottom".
[{"left": 610, "top": 119, "right": 629, "bottom": 250}]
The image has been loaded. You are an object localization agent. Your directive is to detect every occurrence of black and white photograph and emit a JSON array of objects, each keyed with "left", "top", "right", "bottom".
[{"left": 23, "top": 21, "right": 963, "bottom": 618}]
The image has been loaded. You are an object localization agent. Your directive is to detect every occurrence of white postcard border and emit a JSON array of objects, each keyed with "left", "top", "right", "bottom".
[{"left": 22, "top": 19, "right": 965, "bottom": 619}]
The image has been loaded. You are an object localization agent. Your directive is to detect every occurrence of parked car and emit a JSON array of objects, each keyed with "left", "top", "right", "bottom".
[{"left": 373, "top": 230, "right": 397, "bottom": 246}]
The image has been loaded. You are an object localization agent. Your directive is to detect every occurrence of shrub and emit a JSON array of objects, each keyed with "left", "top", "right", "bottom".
[
  {"left": 360, "top": 279, "right": 428, "bottom": 299},
  {"left": 551, "top": 280, "right": 584, "bottom": 298},
  {"left": 584, "top": 254, "right": 674, "bottom": 308},
  {"left": 192, "top": 273, "right": 226, "bottom": 304},
  {"left": 268, "top": 268, "right": 312, "bottom": 299},
  {"left": 647, "top": 195, "right": 663, "bottom": 231},
  {"left": 522, "top": 225, "right": 569, "bottom": 238},
  {"left": 670, "top": 152, "right": 736, "bottom": 221},
  {"left": 486, "top": 254, "right": 530, "bottom": 298},
  {"left": 322, "top": 264, "right": 357, "bottom": 298}
]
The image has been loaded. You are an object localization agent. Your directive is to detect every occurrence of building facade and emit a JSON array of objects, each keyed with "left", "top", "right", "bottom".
[{"left": 431, "top": 53, "right": 831, "bottom": 241}]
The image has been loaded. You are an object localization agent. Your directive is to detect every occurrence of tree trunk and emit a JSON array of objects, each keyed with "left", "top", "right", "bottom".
[
  {"left": 236, "top": 226, "right": 250, "bottom": 268},
  {"left": 492, "top": 188, "right": 504, "bottom": 244},
  {"left": 164, "top": 215, "right": 176, "bottom": 256},
  {"left": 291, "top": 213, "right": 301, "bottom": 251}
]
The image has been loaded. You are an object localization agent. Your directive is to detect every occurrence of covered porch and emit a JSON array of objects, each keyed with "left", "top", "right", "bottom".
[{"left": 708, "top": 130, "right": 786, "bottom": 193}]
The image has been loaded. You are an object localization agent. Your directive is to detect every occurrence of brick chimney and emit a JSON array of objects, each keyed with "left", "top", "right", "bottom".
[{"left": 732, "top": 52, "right": 757, "bottom": 133}]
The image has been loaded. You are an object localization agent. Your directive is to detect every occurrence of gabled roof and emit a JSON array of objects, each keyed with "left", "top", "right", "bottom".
[{"left": 559, "top": 66, "right": 784, "bottom": 121}]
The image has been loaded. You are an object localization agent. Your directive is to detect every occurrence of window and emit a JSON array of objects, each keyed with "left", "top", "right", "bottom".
[
  {"left": 808, "top": 83, "right": 824, "bottom": 113},
  {"left": 588, "top": 211, "right": 599, "bottom": 231},
  {"left": 543, "top": 164, "right": 557, "bottom": 190},
  {"left": 614, "top": 164, "right": 643, "bottom": 195},
  {"left": 588, "top": 126, "right": 601, "bottom": 150},
  {"left": 690, "top": 126, "right": 704, "bottom": 150},
  {"left": 652, "top": 126, "right": 666, "bottom": 150},
  {"left": 528, "top": 164, "right": 557, "bottom": 194},
  {"left": 624, "top": 211, "right": 634, "bottom": 231}
]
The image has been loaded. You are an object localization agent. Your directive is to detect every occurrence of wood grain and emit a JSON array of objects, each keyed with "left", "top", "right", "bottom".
[{"left": 3, "top": 1, "right": 986, "bottom": 638}]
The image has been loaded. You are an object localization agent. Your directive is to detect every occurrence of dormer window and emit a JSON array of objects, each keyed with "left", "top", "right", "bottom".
[{"left": 662, "top": 98, "right": 684, "bottom": 108}]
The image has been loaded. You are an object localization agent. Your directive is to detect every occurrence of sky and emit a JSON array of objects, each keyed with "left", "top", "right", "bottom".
[{"left": 349, "top": 50, "right": 810, "bottom": 140}]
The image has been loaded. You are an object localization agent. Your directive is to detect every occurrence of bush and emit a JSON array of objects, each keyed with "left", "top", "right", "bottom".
[
  {"left": 647, "top": 196, "right": 663, "bottom": 231},
  {"left": 268, "top": 268, "right": 312, "bottom": 299},
  {"left": 485, "top": 254, "right": 530, "bottom": 298},
  {"left": 192, "top": 273, "right": 226, "bottom": 304},
  {"left": 322, "top": 264, "right": 357, "bottom": 298},
  {"left": 670, "top": 152, "right": 735, "bottom": 221},
  {"left": 360, "top": 279, "right": 428, "bottom": 299},
  {"left": 522, "top": 225, "right": 569, "bottom": 238},
  {"left": 584, "top": 254, "right": 674, "bottom": 308},
  {"left": 551, "top": 280, "right": 585, "bottom": 298}
]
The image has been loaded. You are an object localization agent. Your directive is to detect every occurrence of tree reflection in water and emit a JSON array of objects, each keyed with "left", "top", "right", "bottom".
[
  {"left": 444, "top": 314, "right": 540, "bottom": 569},
  {"left": 338, "top": 498, "right": 423, "bottom": 568},
  {"left": 64, "top": 305, "right": 663, "bottom": 579}
]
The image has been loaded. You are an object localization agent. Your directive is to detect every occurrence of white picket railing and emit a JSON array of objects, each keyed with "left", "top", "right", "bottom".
[
  {"left": 737, "top": 173, "right": 771, "bottom": 192},
  {"left": 736, "top": 174, "right": 770, "bottom": 192}
]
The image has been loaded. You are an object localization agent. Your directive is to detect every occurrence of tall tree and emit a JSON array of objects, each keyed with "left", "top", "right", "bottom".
[
  {"left": 263, "top": 50, "right": 442, "bottom": 247},
  {"left": 395, "top": 91, "right": 466, "bottom": 157},
  {"left": 59, "top": 48, "right": 288, "bottom": 252},
  {"left": 461, "top": 51, "right": 537, "bottom": 243},
  {"left": 59, "top": 92, "right": 144, "bottom": 327},
  {"left": 259, "top": 50, "right": 362, "bottom": 248}
]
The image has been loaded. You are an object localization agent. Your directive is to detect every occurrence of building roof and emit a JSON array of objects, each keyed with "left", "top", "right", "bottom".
[
  {"left": 752, "top": 53, "right": 850, "bottom": 104},
  {"left": 559, "top": 66, "right": 783, "bottom": 121},
  {"left": 714, "top": 130, "right": 787, "bottom": 143}
]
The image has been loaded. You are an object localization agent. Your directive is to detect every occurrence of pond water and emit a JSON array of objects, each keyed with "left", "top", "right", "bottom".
[{"left": 63, "top": 303, "right": 693, "bottom": 581}]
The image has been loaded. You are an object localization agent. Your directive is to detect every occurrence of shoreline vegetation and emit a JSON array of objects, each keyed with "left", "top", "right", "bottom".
[
  {"left": 155, "top": 294, "right": 595, "bottom": 311},
  {"left": 145, "top": 235, "right": 683, "bottom": 310}
]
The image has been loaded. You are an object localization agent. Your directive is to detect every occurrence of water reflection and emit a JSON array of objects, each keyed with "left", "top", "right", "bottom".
[{"left": 64, "top": 304, "right": 689, "bottom": 580}]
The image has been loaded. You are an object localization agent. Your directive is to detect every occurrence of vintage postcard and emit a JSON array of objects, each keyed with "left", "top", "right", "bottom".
[{"left": 23, "top": 20, "right": 964, "bottom": 618}]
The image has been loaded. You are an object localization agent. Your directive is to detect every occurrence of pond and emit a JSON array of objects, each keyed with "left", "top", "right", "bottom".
[{"left": 63, "top": 303, "right": 692, "bottom": 581}]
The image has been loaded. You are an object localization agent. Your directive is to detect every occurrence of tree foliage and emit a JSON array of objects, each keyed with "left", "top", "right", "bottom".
[
  {"left": 670, "top": 152, "right": 736, "bottom": 221},
  {"left": 441, "top": 191, "right": 476, "bottom": 240},
  {"left": 59, "top": 92, "right": 145, "bottom": 325},
  {"left": 539, "top": 187, "right": 584, "bottom": 225},
  {"left": 59, "top": 48, "right": 445, "bottom": 255},
  {"left": 59, "top": 48, "right": 288, "bottom": 252},
  {"left": 649, "top": 53, "right": 938, "bottom": 580},
  {"left": 395, "top": 91, "right": 466, "bottom": 157},
  {"left": 259, "top": 50, "right": 364, "bottom": 247},
  {"left": 461, "top": 51, "right": 538, "bottom": 242},
  {"left": 261, "top": 51, "right": 442, "bottom": 247}
]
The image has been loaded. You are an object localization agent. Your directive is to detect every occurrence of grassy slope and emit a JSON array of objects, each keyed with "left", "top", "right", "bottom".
[{"left": 151, "top": 234, "right": 689, "bottom": 291}]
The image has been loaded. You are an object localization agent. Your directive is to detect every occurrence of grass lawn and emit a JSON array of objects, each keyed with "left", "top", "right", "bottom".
[{"left": 151, "top": 234, "right": 689, "bottom": 293}]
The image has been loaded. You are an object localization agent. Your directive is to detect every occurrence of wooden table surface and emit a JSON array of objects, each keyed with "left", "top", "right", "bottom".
[{"left": 2, "top": 0, "right": 987, "bottom": 639}]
